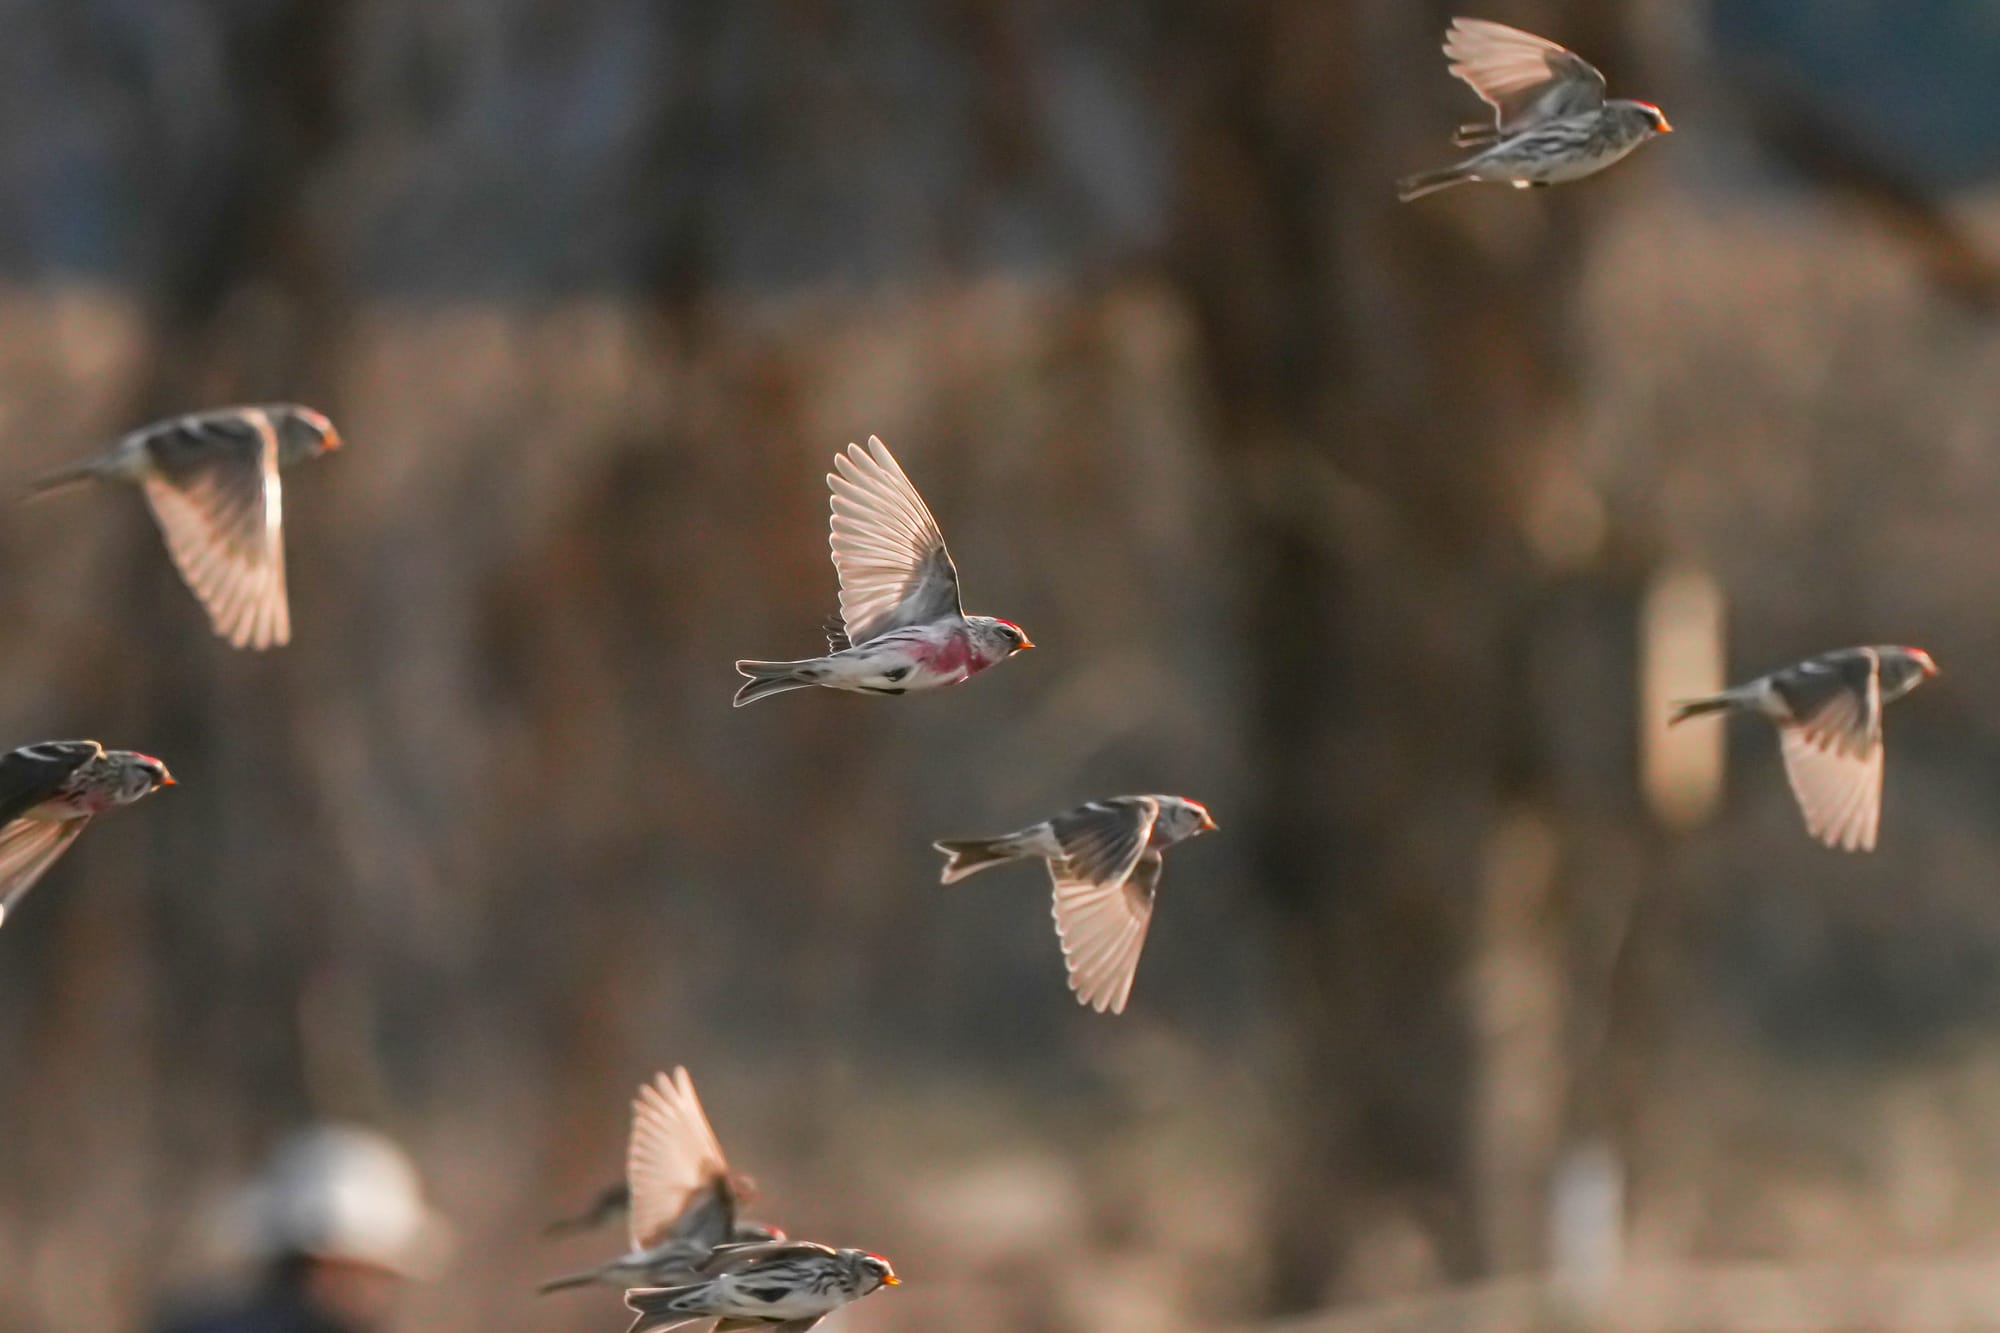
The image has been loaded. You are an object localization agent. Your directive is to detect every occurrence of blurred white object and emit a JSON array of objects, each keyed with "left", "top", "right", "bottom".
[
  {"left": 1549, "top": 1139, "right": 1625, "bottom": 1316},
  {"left": 230, "top": 1124, "right": 452, "bottom": 1278},
  {"left": 1640, "top": 564, "right": 1725, "bottom": 828}
]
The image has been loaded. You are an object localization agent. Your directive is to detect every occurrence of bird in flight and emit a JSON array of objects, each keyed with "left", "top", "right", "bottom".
[
  {"left": 25, "top": 404, "right": 341, "bottom": 650},
  {"left": 624, "top": 1241, "right": 898, "bottom": 1333},
  {"left": 936, "top": 795, "right": 1217, "bottom": 1015},
  {"left": 0, "top": 740, "right": 173, "bottom": 928},
  {"left": 734, "top": 435, "right": 1033, "bottom": 706},
  {"left": 1669, "top": 645, "right": 1937, "bottom": 852},
  {"left": 1399, "top": 17, "right": 1671, "bottom": 201},
  {"left": 541, "top": 1068, "right": 782, "bottom": 1294}
]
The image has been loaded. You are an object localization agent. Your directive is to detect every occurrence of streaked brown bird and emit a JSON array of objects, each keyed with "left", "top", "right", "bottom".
[
  {"left": 540, "top": 1068, "right": 781, "bottom": 1294},
  {"left": 1669, "top": 645, "right": 1937, "bottom": 852},
  {"left": 0, "top": 740, "right": 173, "bottom": 927},
  {"left": 1399, "top": 18, "right": 1671, "bottom": 200},
  {"left": 936, "top": 795, "right": 1217, "bottom": 1015},
  {"left": 25, "top": 404, "right": 341, "bottom": 650},
  {"left": 624, "top": 1241, "right": 898, "bottom": 1333}
]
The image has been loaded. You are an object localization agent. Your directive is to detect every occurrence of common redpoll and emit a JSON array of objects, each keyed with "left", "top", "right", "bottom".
[
  {"left": 1398, "top": 18, "right": 1671, "bottom": 201},
  {"left": 624, "top": 1241, "right": 898, "bottom": 1333},
  {"left": 935, "top": 795, "right": 1217, "bottom": 1015},
  {"left": 545, "top": 1181, "right": 631, "bottom": 1238},
  {"left": 540, "top": 1068, "right": 782, "bottom": 1294},
  {"left": 25, "top": 404, "right": 341, "bottom": 650},
  {"left": 1669, "top": 645, "right": 1937, "bottom": 853},
  {"left": 734, "top": 435, "right": 1033, "bottom": 706},
  {"left": 0, "top": 740, "right": 173, "bottom": 927}
]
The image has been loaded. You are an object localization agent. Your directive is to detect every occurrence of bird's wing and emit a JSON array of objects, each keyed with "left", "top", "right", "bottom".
[
  {"left": 1047, "top": 797, "right": 1159, "bottom": 889},
  {"left": 1443, "top": 17, "right": 1606, "bottom": 132},
  {"left": 0, "top": 741, "right": 99, "bottom": 828},
  {"left": 700, "top": 1241, "right": 833, "bottom": 1277},
  {"left": 628, "top": 1068, "right": 736, "bottom": 1252},
  {"left": 0, "top": 817, "right": 88, "bottom": 927},
  {"left": 1050, "top": 850, "right": 1161, "bottom": 1016},
  {"left": 1773, "top": 650, "right": 1885, "bottom": 852},
  {"left": 827, "top": 436, "right": 962, "bottom": 644},
  {"left": 137, "top": 410, "right": 290, "bottom": 650}
]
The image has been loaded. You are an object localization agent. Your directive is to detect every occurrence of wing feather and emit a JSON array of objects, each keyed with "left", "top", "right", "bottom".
[
  {"left": 138, "top": 410, "right": 290, "bottom": 650},
  {"left": 0, "top": 817, "right": 88, "bottom": 927},
  {"left": 627, "top": 1068, "right": 735, "bottom": 1252},
  {"left": 1775, "top": 650, "right": 1885, "bottom": 852},
  {"left": 1443, "top": 17, "right": 1607, "bottom": 132},
  {"left": 1049, "top": 852, "right": 1162, "bottom": 1015},
  {"left": 1047, "top": 798, "right": 1158, "bottom": 889},
  {"left": 827, "top": 437, "right": 962, "bottom": 644}
]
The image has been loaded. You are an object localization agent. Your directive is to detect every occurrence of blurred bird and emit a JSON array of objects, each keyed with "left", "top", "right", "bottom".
[
  {"left": 1399, "top": 18, "right": 1671, "bottom": 201},
  {"left": 733, "top": 435, "right": 1033, "bottom": 706},
  {"left": 0, "top": 740, "right": 173, "bottom": 928},
  {"left": 25, "top": 404, "right": 341, "bottom": 650},
  {"left": 1669, "top": 645, "right": 1937, "bottom": 852},
  {"left": 540, "top": 1068, "right": 782, "bottom": 1295},
  {"left": 935, "top": 795, "right": 1217, "bottom": 1015},
  {"left": 623, "top": 1241, "right": 898, "bottom": 1333},
  {"left": 544, "top": 1182, "right": 631, "bottom": 1238}
]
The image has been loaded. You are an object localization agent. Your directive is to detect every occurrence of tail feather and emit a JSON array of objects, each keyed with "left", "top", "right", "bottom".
[
  {"left": 1667, "top": 694, "right": 1735, "bottom": 726},
  {"left": 1453, "top": 121, "right": 1501, "bottom": 149},
  {"left": 19, "top": 461, "right": 100, "bottom": 500},
  {"left": 536, "top": 1269, "right": 601, "bottom": 1295},
  {"left": 732, "top": 658, "right": 822, "bottom": 708},
  {"left": 934, "top": 837, "right": 1025, "bottom": 884},
  {"left": 1397, "top": 166, "right": 1471, "bottom": 202},
  {"left": 624, "top": 1286, "right": 706, "bottom": 1333}
]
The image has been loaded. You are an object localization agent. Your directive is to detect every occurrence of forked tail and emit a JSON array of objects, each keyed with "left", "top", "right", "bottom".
[
  {"left": 624, "top": 1284, "right": 704, "bottom": 1333},
  {"left": 934, "top": 836, "right": 1027, "bottom": 884},
  {"left": 1666, "top": 694, "right": 1734, "bottom": 726},
  {"left": 1397, "top": 166, "right": 1471, "bottom": 202},
  {"left": 536, "top": 1269, "right": 600, "bottom": 1295},
  {"left": 732, "top": 659, "right": 821, "bottom": 707},
  {"left": 18, "top": 461, "right": 99, "bottom": 500}
]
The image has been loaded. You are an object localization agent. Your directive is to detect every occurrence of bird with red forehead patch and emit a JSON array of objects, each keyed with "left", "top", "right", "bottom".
[
  {"left": 22, "top": 404, "right": 341, "bottom": 650},
  {"left": 0, "top": 740, "right": 174, "bottom": 929},
  {"left": 734, "top": 435, "right": 1034, "bottom": 706},
  {"left": 1669, "top": 645, "right": 1938, "bottom": 853},
  {"left": 1398, "top": 17, "right": 1672, "bottom": 201}
]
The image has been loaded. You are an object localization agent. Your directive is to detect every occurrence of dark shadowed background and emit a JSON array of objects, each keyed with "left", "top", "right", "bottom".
[{"left": 5, "top": 1, "right": 2000, "bottom": 1330}]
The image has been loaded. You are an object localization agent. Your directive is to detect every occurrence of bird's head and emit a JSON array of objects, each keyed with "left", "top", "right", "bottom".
[
  {"left": 276, "top": 405, "right": 342, "bottom": 464},
  {"left": 1906, "top": 647, "right": 1940, "bottom": 678},
  {"left": 1631, "top": 101, "right": 1673, "bottom": 136},
  {"left": 111, "top": 751, "right": 175, "bottom": 803},
  {"left": 845, "top": 1250, "right": 900, "bottom": 1294},
  {"left": 1159, "top": 797, "right": 1218, "bottom": 843},
  {"left": 972, "top": 617, "right": 1035, "bottom": 660}
]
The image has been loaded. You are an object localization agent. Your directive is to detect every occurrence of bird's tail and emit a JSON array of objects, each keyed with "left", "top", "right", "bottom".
[
  {"left": 18, "top": 460, "right": 101, "bottom": 500},
  {"left": 934, "top": 836, "right": 1031, "bottom": 884},
  {"left": 1397, "top": 166, "right": 1472, "bottom": 202},
  {"left": 1453, "top": 121, "right": 1501, "bottom": 149},
  {"left": 1666, "top": 692, "right": 1742, "bottom": 726},
  {"left": 536, "top": 1268, "right": 602, "bottom": 1295},
  {"left": 624, "top": 1285, "right": 708, "bottom": 1333},
  {"left": 732, "top": 658, "right": 827, "bottom": 707}
]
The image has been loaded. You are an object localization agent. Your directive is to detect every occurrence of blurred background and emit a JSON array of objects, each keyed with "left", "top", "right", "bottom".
[{"left": 5, "top": 0, "right": 2000, "bottom": 1329}]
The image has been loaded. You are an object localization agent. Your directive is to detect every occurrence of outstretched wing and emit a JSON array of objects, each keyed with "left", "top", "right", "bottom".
[
  {"left": 1050, "top": 850, "right": 1162, "bottom": 1016},
  {"left": 0, "top": 817, "right": 88, "bottom": 927},
  {"left": 1443, "top": 18, "right": 1606, "bottom": 134},
  {"left": 137, "top": 408, "right": 291, "bottom": 650},
  {"left": 827, "top": 436, "right": 962, "bottom": 645},
  {"left": 1771, "top": 649, "right": 1884, "bottom": 852},
  {"left": 628, "top": 1068, "right": 737, "bottom": 1252}
]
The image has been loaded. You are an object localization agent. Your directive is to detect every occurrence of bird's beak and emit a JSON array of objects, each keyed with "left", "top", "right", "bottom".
[
  {"left": 1658, "top": 118, "right": 1673, "bottom": 133},
  {"left": 323, "top": 430, "right": 344, "bottom": 453},
  {"left": 158, "top": 773, "right": 177, "bottom": 787},
  {"left": 883, "top": 1275, "right": 902, "bottom": 1287},
  {"left": 1200, "top": 811, "right": 1218, "bottom": 832},
  {"left": 1017, "top": 636, "right": 1036, "bottom": 650}
]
